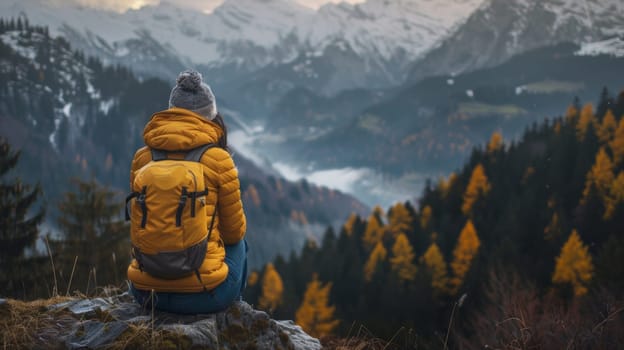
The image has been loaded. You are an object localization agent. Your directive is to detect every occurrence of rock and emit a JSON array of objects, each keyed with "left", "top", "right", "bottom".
[
  {"left": 38, "top": 293, "right": 321, "bottom": 350},
  {"left": 66, "top": 320, "right": 129, "bottom": 349},
  {"left": 276, "top": 320, "right": 322, "bottom": 350}
]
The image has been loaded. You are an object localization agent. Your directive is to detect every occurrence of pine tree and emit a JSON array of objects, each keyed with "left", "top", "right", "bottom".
[
  {"left": 421, "top": 242, "right": 450, "bottom": 296},
  {"left": 449, "top": 220, "right": 481, "bottom": 294},
  {"left": 258, "top": 263, "right": 284, "bottom": 312},
  {"left": 565, "top": 103, "right": 579, "bottom": 124},
  {"left": 580, "top": 148, "right": 614, "bottom": 210},
  {"left": 362, "top": 213, "right": 384, "bottom": 250},
  {"left": 462, "top": 163, "right": 491, "bottom": 216},
  {"left": 544, "top": 212, "right": 563, "bottom": 241},
  {"left": 605, "top": 172, "right": 624, "bottom": 220},
  {"left": 487, "top": 131, "right": 503, "bottom": 153},
  {"left": 610, "top": 117, "right": 624, "bottom": 166},
  {"left": 295, "top": 273, "right": 339, "bottom": 338},
  {"left": 389, "top": 233, "right": 417, "bottom": 282},
  {"left": 0, "top": 138, "right": 45, "bottom": 298},
  {"left": 342, "top": 213, "right": 358, "bottom": 236},
  {"left": 576, "top": 103, "right": 596, "bottom": 140},
  {"left": 363, "top": 241, "right": 387, "bottom": 282},
  {"left": 51, "top": 178, "right": 129, "bottom": 294},
  {"left": 244, "top": 184, "right": 261, "bottom": 207},
  {"left": 387, "top": 202, "right": 412, "bottom": 237},
  {"left": 597, "top": 110, "right": 617, "bottom": 144},
  {"left": 438, "top": 172, "right": 457, "bottom": 198},
  {"left": 552, "top": 230, "right": 594, "bottom": 296},
  {"left": 248, "top": 271, "right": 259, "bottom": 287},
  {"left": 420, "top": 205, "right": 433, "bottom": 230}
]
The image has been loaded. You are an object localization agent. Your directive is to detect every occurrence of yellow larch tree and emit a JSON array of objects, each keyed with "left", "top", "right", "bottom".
[
  {"left": 581, "top": 148, "right": 614, "bottom": 206},
  {"left": 597, "top": 110, "right": 617, "bottom": 144},
  {"left": 362, "top": 214, "right": 384, "bottom": 250},
  {"left": 487, "top": 131, "right": 503, "bottom": 153},
  {"left": 438, "top": 173, "right": 458, "bottom": 198},
  {"left": 449, "top": 220, "right": 481, "bottom": 294},
  {"left": 576, "top": 103, "right": 596, "bottom": 140},
  {"left": 605, "top": 172, "right": 624, "bottom": 220},
  {"left": 295, "top": 273, "right": 340, "bottom": 338},
  {"left": 565, "top": 104, "right": 579, "bottom": 124},
  {"left": 554, "top": 120, "right": 562, "bottom": 135},
  {"left": 388, "top": 202, "right": 413, "bottom": 237},
  {"left": 462, "top": 163, "right": 491, "bottom": 216},
  {"left": 245, "top": 184, "right": 261, "bottom": 207},
  {"left": 610, "top": 117, "right": 624, "bottom": 166},
  {"left": 544, "top": 212, "right": 562, "bottom": 241},
  {"left": 552, "top": 230, "right": 594, "bottom": 296},
  {"left": 247, "top": 271, "right": 259, "bottom": 287},
  {"left": 372, "top": 205, "right": 385, "bottom": 219},
  {"left": 363, "top": 241, "right": 387, "bottom": 282},
  {"left": 258, "top": 263, "right": 284, "bottom": 312},
  {"left": 420, "top": 205, "right": 433, "bottom": 230},
  {"left": 342, "top": 213, "right": 358, "bottom": 236},
  {"left": 389, "top": 233, "right": 418, "bottom": 282},
  {"left": 421, "top": 242, "right": 450, "bottom": 296}
]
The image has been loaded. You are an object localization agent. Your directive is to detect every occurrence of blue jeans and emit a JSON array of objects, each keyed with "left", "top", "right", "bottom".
[{"left": 130, "top": 239, "right": 248, "bottom": 314}]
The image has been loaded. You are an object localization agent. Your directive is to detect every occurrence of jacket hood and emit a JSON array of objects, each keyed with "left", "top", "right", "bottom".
[{"left": 143, "top": 108, "right": 223, "bottom": 151}]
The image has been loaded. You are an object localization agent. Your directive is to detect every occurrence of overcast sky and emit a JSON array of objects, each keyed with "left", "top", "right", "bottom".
[{"left": 68, "top": 0, "right": 366, "bottom": 13}]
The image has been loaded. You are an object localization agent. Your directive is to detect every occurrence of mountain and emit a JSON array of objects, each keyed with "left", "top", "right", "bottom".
[
  {"left": 408, "top": 0, "right": 624, "bottom": 82},
  {"left": 0, "top": 0, "right": 484, "bottom": 96},
  {"left": 255, "top": 43, "right": 624, "bottom": 190},
  {"left": 0, "top": 21, "right": 368, "bottom": 269}
]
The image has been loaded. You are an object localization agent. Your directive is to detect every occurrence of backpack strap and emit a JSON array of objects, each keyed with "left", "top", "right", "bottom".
[
  {"left": 150, "top": 144, "right": 217, "bottom": 162},
  {"left": 184, "top": 144, "right": 217, "bottom": 162},
  {"left": 151, "top": 149, "right": 169, "bottom": 161}
]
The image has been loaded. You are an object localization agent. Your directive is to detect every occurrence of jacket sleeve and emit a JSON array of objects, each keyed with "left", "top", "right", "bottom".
[{"left": 214, "top": 149, "right": 247, "bottom": 244}]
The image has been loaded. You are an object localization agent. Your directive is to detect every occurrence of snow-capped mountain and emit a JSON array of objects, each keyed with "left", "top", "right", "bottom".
[
  {"left": 408, "top": 0, "right": 624, "bottom": 82},
  {"left": 0, "top": 0, "right": 484, "bottom": 89},
  {"left": 576, "top": 38, "right": 624, "bottom": 58}
]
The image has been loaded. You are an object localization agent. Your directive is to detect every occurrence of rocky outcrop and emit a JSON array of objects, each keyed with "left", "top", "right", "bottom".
[{"left": 0, "top": 293, "right": 321, "bottom": 350}]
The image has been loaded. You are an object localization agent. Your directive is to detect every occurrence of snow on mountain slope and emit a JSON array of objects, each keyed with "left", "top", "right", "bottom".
[
  {"left": 576, "top": 37, "right": 624, "bottom": 58},
  {"left": 408, "top": 0, "right": 624, "bottom": 82},
  {"left": 0, "top": 0, "right": 484, "bottom": 86},
  {"left": 302, "top": 0, "right": 484, "bottom": 62}
]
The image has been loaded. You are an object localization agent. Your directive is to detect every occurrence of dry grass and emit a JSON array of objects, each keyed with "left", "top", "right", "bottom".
[
  {"left": 456, "top": 269, "right": 624, "bottom": 350},
  {"left": 320, "top": 322, "right": 426, "bottom": 350},
  {"left": 0, "top": 296, "right": 74, "bottom": 349},
  {"left": 0, "top": 294, "right": 192, "bottom": 350}
]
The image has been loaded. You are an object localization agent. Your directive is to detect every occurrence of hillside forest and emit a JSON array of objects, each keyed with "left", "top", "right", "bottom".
[{"left": 244, "top": 90, "right": 624, "bottom": 348}]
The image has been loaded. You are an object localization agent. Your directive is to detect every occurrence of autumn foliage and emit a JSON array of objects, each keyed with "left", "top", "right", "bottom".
[
  {"left": 461, "top": 164, "right": 491, "bottom": 216},
  {"left": 243, "top": 89, "right": 624, "bottom": 346},
  {"left": 389, "top": 233, "right": 417, "bottom": 282},
  {"left": 295, "top": 273, "right": 339, "bottom": 338},
  {"left": 421, "top": 242, "right": 450, "bottom": 296},
  {"left": 449, "top": 220, "right": 481, "bottom": 294},
  {"left": 552, "top": 230, "right": 594, "bottom": 296},
  {"left": 258, "top": 263, "right": 284, "bottom": 312},
  {"left": 363, "top": 241, "right": 387, "bottom": 282}
]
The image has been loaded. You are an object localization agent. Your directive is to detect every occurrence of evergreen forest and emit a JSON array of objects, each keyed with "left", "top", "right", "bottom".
[{"left": 244, "top": 90, "right": 624, "bottom": 348}]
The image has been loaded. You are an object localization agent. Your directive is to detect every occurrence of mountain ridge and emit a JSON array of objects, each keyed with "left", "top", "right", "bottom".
[
  {"left": 408, "top": 0, "right": 624, "bottom": 82},
  {"left": 0, "top": 21, "right": 368, "bottom": 269}
]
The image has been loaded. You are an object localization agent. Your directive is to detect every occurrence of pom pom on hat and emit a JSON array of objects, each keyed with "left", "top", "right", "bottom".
[{"left": 169, "top": 70, "right": 218, "bottom": 120}]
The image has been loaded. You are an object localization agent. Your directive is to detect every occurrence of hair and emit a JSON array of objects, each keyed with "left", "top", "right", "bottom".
[{"left": 212, "top": 113, "right": 228, "bottom": 151}]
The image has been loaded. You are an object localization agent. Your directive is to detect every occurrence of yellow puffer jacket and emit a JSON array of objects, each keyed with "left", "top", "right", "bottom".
[{"left": 127, "top": 108, "right": 246, "bottom": 292}]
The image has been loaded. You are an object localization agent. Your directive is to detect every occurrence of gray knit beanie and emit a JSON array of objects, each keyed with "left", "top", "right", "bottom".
[{"left": 169, "top": 70, "right": 218, "bottom": 120}]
